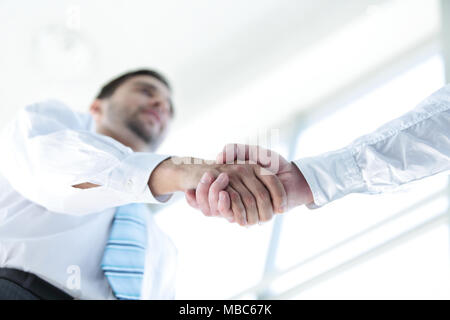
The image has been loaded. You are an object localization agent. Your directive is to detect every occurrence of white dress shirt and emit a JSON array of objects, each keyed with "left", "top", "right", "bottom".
[
  {"left": 0, "top": 100, "right": 177, "bottom": 299},
  {"left": 295, "top": 84, "right": 450, "bottom": 209}
]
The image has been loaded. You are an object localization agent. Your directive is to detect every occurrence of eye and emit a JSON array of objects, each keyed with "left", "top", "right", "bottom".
[{"left": 140, "top": 88, "right": 153, "bottom": 96}]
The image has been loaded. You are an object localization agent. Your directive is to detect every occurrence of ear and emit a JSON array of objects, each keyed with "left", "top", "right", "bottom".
[{"left": 89, "top": 99, "right": 104, "bottom": 121}]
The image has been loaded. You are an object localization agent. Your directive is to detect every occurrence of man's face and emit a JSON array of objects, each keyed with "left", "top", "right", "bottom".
[{"left": 94, "top": 75, "right": 173, "bottom": 151}]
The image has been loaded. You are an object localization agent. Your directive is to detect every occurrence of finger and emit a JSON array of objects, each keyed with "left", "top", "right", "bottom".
[
  {"left": 196, "top": 172, "right": 214, "bottom": 216},
  {"left": 239, "top": 169, "right": 274, "bottom": 223},
  {"left": 254, "top": 166, "right": 287, "bottom": 214},
  {"left": 208, "top": 173, "right": 229, "bottom": 216},
  {"left": 229, "top": 177, "right": 259, "bottom": 225},
  {"left": 227, "top": 186, "right": 247, "bottom": 226},
  {"left": 185, "top": 189, "right": 199, "bottom": 209},
  {"left": 218, "top": 190, "right": 233, "bottom": 218}
]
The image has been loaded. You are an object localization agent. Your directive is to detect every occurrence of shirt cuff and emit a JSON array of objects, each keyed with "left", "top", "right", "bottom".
[
  {"left": 293, "top": 147, "right": 366, "bottom": 209},
  {"left": 107, "top": 152, "right": 173, "bottom": 204}
]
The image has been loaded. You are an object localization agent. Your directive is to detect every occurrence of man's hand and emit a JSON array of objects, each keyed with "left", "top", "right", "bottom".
[
  {"left": 186, "top": 144, "right": 314, "bottom": 224},
  {"left": 148, "top": 156, "right": 287, "bottom": 226},
  {"left": 217, "top": 144, "right": 314, "bottom": 209}
]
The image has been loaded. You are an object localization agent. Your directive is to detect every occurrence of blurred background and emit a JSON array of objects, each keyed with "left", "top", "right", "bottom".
[{"left": 1, "top": 0, "right": 450, "bottom": 299}]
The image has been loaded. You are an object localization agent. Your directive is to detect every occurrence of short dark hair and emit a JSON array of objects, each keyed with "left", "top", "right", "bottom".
[{"left": 96, "top": 69, "right": 174, "bottom": 114}]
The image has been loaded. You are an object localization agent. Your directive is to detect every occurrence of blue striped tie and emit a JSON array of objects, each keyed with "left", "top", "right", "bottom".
[{"left": 101, "top": 203, "right": 148, "bottom": 300}]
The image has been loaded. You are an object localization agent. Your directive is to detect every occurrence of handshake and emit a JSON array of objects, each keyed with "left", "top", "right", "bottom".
[{"left": 149, "top": 144, "right": 314, "bottom": 226}]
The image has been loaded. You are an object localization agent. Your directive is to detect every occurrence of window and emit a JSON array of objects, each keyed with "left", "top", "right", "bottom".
[{"left": 269, "top": 54, "right": 450, "bottom": 299}]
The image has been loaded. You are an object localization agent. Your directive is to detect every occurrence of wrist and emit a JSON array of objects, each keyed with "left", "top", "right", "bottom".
[
  {"left": 148, "top": 157, "right": 186, "bottom": 196},
  {"left": 170, "top": 156, "right": 204, "bottom": 191},
  {"left": 288, "top": 162, "right": 314, "bottom": 208},
  {"left": 148, "top": 157, "right": 214, "bottom": 196}
]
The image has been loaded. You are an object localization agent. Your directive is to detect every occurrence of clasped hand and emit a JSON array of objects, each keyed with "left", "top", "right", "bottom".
[{"left": 183, "top": 144, "right": 313, "bottom": 226}]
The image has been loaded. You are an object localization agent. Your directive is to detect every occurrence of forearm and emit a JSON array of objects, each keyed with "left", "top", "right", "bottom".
[
  {"left": 0, "top": 102, "right": 173, "bottom": 214},
  {"left": 148, "top": 157, "right": 215, "bottom": 197},
  {"left": 148, "top": 157, "right": 182, "bottom": 197},
  {"left": 295, "top": 86, "right": 450, "bottom": 208},
  {"left": 288, "top": 162, "right": 314, "bottom": 208}
]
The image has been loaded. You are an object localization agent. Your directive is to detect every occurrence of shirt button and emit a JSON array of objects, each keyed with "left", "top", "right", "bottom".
[{"left": 126, "top": 179, "right": 134, "bottom": 190}]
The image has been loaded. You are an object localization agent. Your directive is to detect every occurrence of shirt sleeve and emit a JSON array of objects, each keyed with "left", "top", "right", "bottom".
[
  {"left": 293, "top": 84, "right": 450, "bottom": 209},
  {"left": 0, "top": 100, "right": 173, "bottom": 215}
]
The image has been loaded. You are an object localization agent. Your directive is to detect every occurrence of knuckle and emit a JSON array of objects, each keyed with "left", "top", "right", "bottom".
[
  {"left": 256, "top": 188, "right": 269, "bottom": 200},
  {"left": 243, "top": 195, "right": 256, "bottom": 208},
  {"left": 265, "top": 174, "right": 277, "bottom": 183},
  {"left": 198, "top": 187, "right": 208, "bottom": 198},
  {"left": 197, "top": 183, "right": 208, "bottom": 195},
  {"left": 235, "top": 165, "right": 247, "bottom": 174},
  {"left": 263, "top": 175, "right": 278, "bottom": 188},
  {"left": 206, "top": 169, "right": 217, "bottom": 177},
  {"left": 229, "top": 191, "right": 240, "bottom": 202},
  {"left": 209, "top": 183, "right": 221, "bottom": 194},
  {"left": 228, "top": 175, "right": 240, "bottom": 186},
  {"left": 274, "top": 181, "right": 284, "bottom": 196},
  {"left": 271, "top": 182, "right": 285, "bottom": 199},
  {"left": 218, "top": 205, "right": 227, "bottom": 215}
]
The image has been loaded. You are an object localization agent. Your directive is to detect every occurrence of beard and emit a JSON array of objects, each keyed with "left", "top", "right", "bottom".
[
  {"left": 108, "top": 101, "right": 163, "bottom": 148},
  {"left": 126, "top": 113, "right": 155, "bottom": 144}
]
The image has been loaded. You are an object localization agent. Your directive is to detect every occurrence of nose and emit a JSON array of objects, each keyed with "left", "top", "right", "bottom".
[{"left": 149, "top": 96, "right": 170, "bottom": 114}]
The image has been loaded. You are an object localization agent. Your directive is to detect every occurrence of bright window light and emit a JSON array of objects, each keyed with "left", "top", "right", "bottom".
[{"left": 273, "top": 54, "right": 449, "bottom": 299}]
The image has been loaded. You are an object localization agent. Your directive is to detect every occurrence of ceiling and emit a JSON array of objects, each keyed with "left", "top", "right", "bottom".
[{"left": 0, "top": 0, "right": 389, "bottom": 128}]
